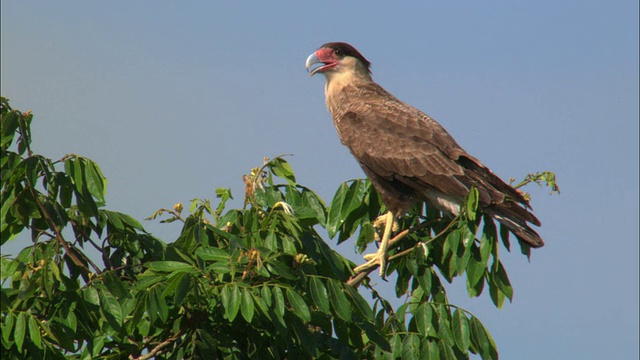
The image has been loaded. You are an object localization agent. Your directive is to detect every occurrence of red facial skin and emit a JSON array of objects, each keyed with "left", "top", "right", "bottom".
[{"left": 313, "top": 48, "right": 339, "bottom": 73}]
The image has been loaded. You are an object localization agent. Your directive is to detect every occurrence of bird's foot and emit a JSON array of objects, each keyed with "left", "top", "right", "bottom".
[
  {"left": 372, "top": 213, "right": 399, "bottom": 241},
  {"left": 353, "top": 211, "right": 395, "bottom": 279},
  {"left": 353, "top": 247, "right": 389, "bottom": 278}
]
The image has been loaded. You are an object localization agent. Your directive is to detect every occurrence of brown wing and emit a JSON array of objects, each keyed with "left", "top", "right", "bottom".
[{"left": 330, "top": 82, "right": 537, "bottom": 219}]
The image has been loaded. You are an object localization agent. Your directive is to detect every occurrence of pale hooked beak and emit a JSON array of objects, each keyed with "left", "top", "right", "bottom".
[{"left": 305, "top": 52, "right": 323, "bottom": 77}]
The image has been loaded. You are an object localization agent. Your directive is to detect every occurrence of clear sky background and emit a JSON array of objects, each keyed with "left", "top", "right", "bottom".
[{"left": 2, "top": 1, "right": 638, "bottom": 359}]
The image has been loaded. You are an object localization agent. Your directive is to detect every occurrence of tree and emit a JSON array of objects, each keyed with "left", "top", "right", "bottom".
[{"left": 0, "top": 97, "right": 559, "bottom": 359}]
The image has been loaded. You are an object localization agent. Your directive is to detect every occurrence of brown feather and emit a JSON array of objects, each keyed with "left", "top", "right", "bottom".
[{"left": 315, "top": 43, "right": 544, "bottom": 248}]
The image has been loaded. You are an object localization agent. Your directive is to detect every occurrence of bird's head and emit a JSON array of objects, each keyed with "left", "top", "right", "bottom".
[{"left": 305, "top": 42, "right": 372, "bottom": 79}]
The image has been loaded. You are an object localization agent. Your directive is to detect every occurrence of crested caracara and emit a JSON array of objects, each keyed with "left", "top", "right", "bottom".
[{"left": 306, "top": 42, "right": 543, "bottom": 277}]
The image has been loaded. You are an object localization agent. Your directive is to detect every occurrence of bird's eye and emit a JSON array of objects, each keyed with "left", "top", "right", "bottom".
[{"left": 334, "top": 49, "right": 342, "bottom": 56}]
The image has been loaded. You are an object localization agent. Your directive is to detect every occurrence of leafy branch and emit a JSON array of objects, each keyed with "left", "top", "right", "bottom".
[{"left": 0, "top": 97, "right": 558, "bottom": 359}]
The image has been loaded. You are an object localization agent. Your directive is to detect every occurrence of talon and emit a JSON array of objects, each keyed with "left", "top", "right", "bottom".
[{"left": 355, "top": 211, "right": 395, "bottom": 278}]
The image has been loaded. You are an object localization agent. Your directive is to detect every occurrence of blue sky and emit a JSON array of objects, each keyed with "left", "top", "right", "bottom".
[{"left": 2, "top": 1, "right": 638, "bottom": 358}]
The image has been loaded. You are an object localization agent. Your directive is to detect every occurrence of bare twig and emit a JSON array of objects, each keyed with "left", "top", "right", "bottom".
[{"left": 129, "top": 330, "right": 183, "bottom": 360}]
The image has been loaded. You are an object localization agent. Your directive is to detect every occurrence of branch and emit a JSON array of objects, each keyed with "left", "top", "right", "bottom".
[
  {"left": 129, "top": 330, "right": 183, "bottom": 360},
  {"left": 347, "top": 218, "right": 455, "bottom": 288},
  {"left": 347, "top": 232, "right": 409, "bottom": 287},
  {"left": 27, "top": 186, "right": 98, "bottom": 274},
  {"left": 145, "top": 207, "right": 185, "bottom": 223}
]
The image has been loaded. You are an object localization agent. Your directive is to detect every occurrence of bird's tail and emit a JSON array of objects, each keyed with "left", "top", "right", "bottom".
[{"left": 485, "top": 203, "right": 544, "bottom": 248}]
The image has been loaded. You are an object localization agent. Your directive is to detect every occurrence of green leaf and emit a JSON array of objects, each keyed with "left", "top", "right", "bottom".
[
  {"left": 266, "top": 258, "right": 297, "bottom": 280},
  {"left": 445, "top": 230, "right": 460, "bottom": 256},
  {"left": 272, "top": 286, "right": 285, "bottom": 319},
  {"left": 196, "top": 246, "right": 230, "bottom": 261},
  {"left": 391, "top": 333, "right": 403, "bottom": 359},
  {"left": 104, "top": 209, "right": 124, "bottom": 230},
  {"left": 291, "top": 205, "right": 318, "bottom": 219},
  {"left": 174, "top": 273, "right": 191, "bottom": 305},
  {"left": 335, "top": 180, "right": 368, "bottom": 243},
  {"left": 65, "top": 310, "right": 78, "bottom": 333},
  {"left": 163, "top": 273, "right": 186, "bottom": 302},
  {"left": 91, "top": 336, "right": 106, "bottom": 357},
  {"left": 85, "top": 159, "right": 107, "bottom": 204},
  {"left": 146, "top": 261, "right": 196, "bottom": 273},
  {"left": 436, "top": 305, "right": 455, "bottom": 347},
  {"left": 456, "top": 243, "right": 472, "bottom": 275},
  {"left": 465, "top": 248, "right": 486, "bottom": 297},
  {"left": 28, "top": 315, "right": 43, "bottom": 349},
  {"left": 342, "top": 180, "right": 366, "bottom": 217},
  {"left": 286, "top": 288, "right": 311, "bottom": 322},
  {"left": 424, "top": 339, "right": 440, "bottom": 360},
  {"left": 100, "top": 289, "right": 124, "bottom": 327},
  {"left": 2, "top": 312, "right": 14, "bottom": 344},
  {"left": 84, "top": 286, "right": 100, "bottom": 306},
  {"left": 269, "top": 157, "right": 296, "bottom": 185},
  {"left": 326, "top": 182, "right": 348, "bottom": 238},
  {"left": 220, "top": 285, "right": 231, "bottom": 317},
  {"left": 14, "top": 312, "right": 26, "bottom": 352},
  {"left": 488, "top": 260, "right": 513, "bottom": 309},
  {"left": 302, "top": 189, "right": 326, "bottom": 224},
  {"left": 499, "top": 223, "right": 511, "bottom": 251},
  {"left": 64, "top": 157, "right": 81, "bottom": 191},
  {"left": 250, "top": 292, "right": 271, "bottom": 320},
  {"left": 215, "top": 187, "right": 233, "bottom": 215},
  {"left": 470, "top": 316, "right": 498, "bottom": 360},
  {"left": 0, "top": 110, "right": 18, "bottom": 149},
  {"left": 344, "top": 284, "right": 374, "bottom": 320},
  {"left": 241, "top": 288, "right": 255, "bottom": 323},
  {"left": 260, "top": 285, "right": 272, "bottom": 307},
  {"left": 437, "top": 339, "right": 457, "bottom": 360},
  {"left": 465, "top": 186, "right": 479, "bottom": 221},
  {"left": 414, "top": 303, "right": 433, "bottom": 336},
  {"left": 327, "top": 279, "right": 351, "bottom": 322},
  {"left": 402, "top": 333, "right": 420, "bottom": 360},
  {"left": 226, "top": 284, "right": 241, "bottom": 322},
  {"left": 479, "top": 233, "right": 492, "bottom": 267},
  {"left": 308, "top": 277, "right": 330, "bottom": 313},
  {"left": 452, "top": 309, "right": 470, "bottom": 352},
  {"left": 461, "top": 224, "right": 475, "bottom": 248},
  {"left": 488, "top": 279, "right": 506, "bottom": 309},
  {"left": 118, "top": 212, "right": 144, "bottom": 231},
  {"left": 102, "top": 271, "right": 128, "bottom": 300},
  {"left": 495, "top": 261, "right": 513, "bottom": 301}
]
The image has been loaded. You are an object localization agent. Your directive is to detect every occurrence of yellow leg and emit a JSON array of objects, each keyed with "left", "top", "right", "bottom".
[{"left": 355, "top": 211, "right": 395, "bottom": 277}]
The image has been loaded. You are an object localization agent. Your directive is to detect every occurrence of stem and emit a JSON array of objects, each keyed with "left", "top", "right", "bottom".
[
  {"left": 129, "top": 330, "right": 183, "bottom": 360},
  {"left": 27, "top": 186, "right": 97, "bottom": 274},
  {"left": 347, "top": 217, "right": 458, "bottom": 288}
]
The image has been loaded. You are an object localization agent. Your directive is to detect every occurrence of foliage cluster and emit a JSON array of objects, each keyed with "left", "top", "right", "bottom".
[{"left": 1, "top": 97, "right": 557, "bottom": 359}]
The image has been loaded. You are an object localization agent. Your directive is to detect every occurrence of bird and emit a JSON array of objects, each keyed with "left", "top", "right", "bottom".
[{"left": 305, "top": 42, "right": 543, "bottom": 276}]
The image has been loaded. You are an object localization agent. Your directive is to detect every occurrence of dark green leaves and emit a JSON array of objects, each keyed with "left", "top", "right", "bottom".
[
  {"left": 0, "top": 98, "right": 554, "bottom": 359},
  {"left": 488, "top": 260, "right": 514, "bottom": 309},
  {"left": 452, "top": 308, "right": 471, "bottom": 352},
  {"left": 327, "top": 279, "right": 352, "bottom": 322},
  {"left": 286, "top": 288, "right": 311, "bottom": 322},
  {"left": 145, "top": 260, "right": 197, "bottom": 273},
  {"left": 221, "top": 284, "right": 241, "bottom": 321},
  {"left": 64, "top": 155, "right": 108, "bottom": 210},
  {"left": 1, "top": 97, "right": 32, "bottom": 154},
  {"left": 326, "top": 179, "right": 372, "bottom": 242},
  {"left": 309, "top": 276, "right": 330, "bottom": 313},
  {"left": 240, "top": 288, "right": 255, "bottom": 323},
  {"left": 465, "top": 186, "right": 480, "bottom": 221},
  {"left": 470, "top": 316, "right": 498, "bottom": 359},
  {"left": 268, "top": 157, "right": 296, "bottom": 185}
]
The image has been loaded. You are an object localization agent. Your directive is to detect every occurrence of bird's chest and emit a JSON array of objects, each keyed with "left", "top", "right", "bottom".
[
  {"left": 326, "top": 87, "right": 364, "bottom": 141},
  {"left": 326, "top": 98, "right": 354, "bottom": 143}
]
